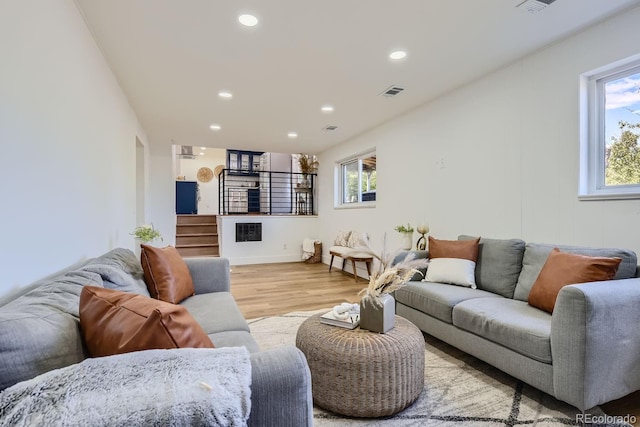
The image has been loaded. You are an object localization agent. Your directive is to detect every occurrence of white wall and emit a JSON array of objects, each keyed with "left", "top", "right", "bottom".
[
  {"left": 317, "top": 6, "right": 640, "bottom": 263},
  {"left": 0, "top": 0, "right": 148, "bottom": 296},
  {"left": 218, "top": 216, "right": 320, "bottom": 265},
  {"left": 177, "top": 149, "right": 226, "bottom": 214}
]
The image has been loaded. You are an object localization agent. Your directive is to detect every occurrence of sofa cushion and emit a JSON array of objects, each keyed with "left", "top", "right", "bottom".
[
  {"left": 0, "top": 270, "right": 102, "bottom": 390},
  {"left": 140, "top": 244, "right": 195, "bottom": 304},
  {"left": 394, "top": 281, "right": 501, "bottom": 324},
  {"left": 452, "top": 298, "right": 552, "bottom": 363},
  {"left": 80, "top": 286, "right": 214, "bottom": 357},
  {"left": 209, "top": 330, "right": 260, "bottom": 353},
  {"left": 458, "top": 235, "right": 526, "bottom": 298},
  {"left": 79, "top": 248, "right": 150, "bottom": 296},
  {"left": 180, "top": 292, "right": 251, "bottom": 335},
  {"left": 527, "top": 249, "right": 621, "bottom": 313},
  {"left": 513, "top": 243, "right": 637, "bottom": 301}
]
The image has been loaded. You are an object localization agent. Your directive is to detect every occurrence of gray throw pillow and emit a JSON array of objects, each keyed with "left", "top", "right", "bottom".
[{"left": 458, "top": 235, "right": 525, "bottom": 298}]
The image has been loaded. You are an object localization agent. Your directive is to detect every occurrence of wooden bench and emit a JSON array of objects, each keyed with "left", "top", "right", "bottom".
[{"left": 329, "top": 247, "right": 373, "bottom": 283}]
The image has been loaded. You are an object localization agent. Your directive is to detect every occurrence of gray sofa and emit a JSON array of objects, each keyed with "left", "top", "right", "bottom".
[
  {"left": 395, "top": 236, "right": 640, "bottom": 412},
  {"left": 0, "top": 248, "right": 313, "bottom": 426}
]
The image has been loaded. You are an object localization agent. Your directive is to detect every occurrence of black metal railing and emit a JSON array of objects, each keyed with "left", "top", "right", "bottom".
[{"left": 218, "top": 169, "right": 316, "bottom": 215}]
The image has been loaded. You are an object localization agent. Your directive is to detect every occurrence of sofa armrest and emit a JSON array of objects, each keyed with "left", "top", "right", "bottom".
[
  {"left": 184, "top": 257, "right": 231, "bottom": 294},
  {"left": 551, "top": 278, "right": 640, "bottom": 410},
  {"left": 248, "top": 346, "right": 313, "bottom": 427}
]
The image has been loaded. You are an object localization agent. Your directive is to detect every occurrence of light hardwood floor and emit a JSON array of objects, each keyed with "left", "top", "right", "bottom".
[{"left": 229, "top": 261, "right": 639, "bottom": 424}]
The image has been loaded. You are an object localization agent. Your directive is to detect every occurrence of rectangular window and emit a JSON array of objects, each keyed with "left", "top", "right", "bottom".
[
  {"left": 336, "top": 151, "right": 376, "bottom": 207},
  {"left": 580, "top": 56, "right": 640, "bottom": 199}
]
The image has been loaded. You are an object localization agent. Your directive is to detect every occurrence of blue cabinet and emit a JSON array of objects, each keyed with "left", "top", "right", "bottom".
[
  {"left": 227, "top": 150, "right": 263, "bottom": 176},
  {"left": 176, "top": 181, "right": 198, "bottom": 214}
]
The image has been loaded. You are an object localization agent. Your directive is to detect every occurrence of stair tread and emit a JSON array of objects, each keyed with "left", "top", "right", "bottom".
[
  {"left": 176, "top": 233, "right": 218, "bottom": 237},
  {"left": 175, "top": 243, "right": 220, "bottom": 248},
  {"left": 176, "top": 223, "right": 216, "bottom": 226}
]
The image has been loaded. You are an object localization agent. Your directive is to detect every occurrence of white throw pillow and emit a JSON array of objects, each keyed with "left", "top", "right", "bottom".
[
  {"left": 425, "top": 258, "right": 477, "bottom": 288},
  {"left": 347, "top": 231, "right": 361, "bottom": 248},
  {"left": 334, "top": 230, "right": 351, "bottom": 246}
]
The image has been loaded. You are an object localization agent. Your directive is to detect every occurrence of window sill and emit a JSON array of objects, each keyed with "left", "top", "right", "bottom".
[
  {"left": 334, "top": 202, "right": 376, "bottom": 210},
  {"left": 578, "top": 192, "right": 640, "bottom": 201}
]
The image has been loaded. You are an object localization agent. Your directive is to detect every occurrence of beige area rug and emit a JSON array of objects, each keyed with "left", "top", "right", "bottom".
[{"left": 248, "top": 310, "right": 630, "bottom": 427}]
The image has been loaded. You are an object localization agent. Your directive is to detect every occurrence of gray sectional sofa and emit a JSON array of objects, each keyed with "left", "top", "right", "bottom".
[
  {"left": 395, "top": 236, "right": 640, "bottom": 412},
  {"left": 0, "top": 248, "right": 313, "bottom": 426}
]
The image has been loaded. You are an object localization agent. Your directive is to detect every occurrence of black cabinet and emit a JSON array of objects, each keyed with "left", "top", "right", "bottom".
[{"left": 227, "top": 150, "right": 263, "bottom": 175}]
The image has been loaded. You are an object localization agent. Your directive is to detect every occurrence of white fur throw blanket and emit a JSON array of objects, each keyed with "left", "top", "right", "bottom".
[{"left": 0, "top": 347, "right": 251, "bottom": 427}]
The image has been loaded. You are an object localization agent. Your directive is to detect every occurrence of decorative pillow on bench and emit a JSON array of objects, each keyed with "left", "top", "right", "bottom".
[
  {"left": 425, "top": 236, "right": 480, "bottom": 288},
  {"left": 334, "top": 230, "right": 351, "bottom": 247}
]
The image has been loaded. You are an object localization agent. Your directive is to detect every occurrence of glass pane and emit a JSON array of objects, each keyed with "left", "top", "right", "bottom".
[
  {"left": 240, "top": 154, "right": 250, "bottom": 171},
  {"left": 361, "top": 155, "right": 376, "bottom": 202},
  {"left": 604, "top": 71, "right": 640, "bottom": 186},
  {"left": 342, "top": 161, "right": 359, "bottom": 204}
]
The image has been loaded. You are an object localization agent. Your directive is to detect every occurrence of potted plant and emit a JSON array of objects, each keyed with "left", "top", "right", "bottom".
[
  {"left": 394, "top": 223, "right": 414, "bottom": 250},
  {"left": 298, "top": 154, "right": 319, "bottom": 187},
  {"left": 131, "top": 224, "right": 163, "bottom": 244}
]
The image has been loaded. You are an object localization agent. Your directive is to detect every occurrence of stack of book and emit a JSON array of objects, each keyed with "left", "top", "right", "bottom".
[{"left": 320, "top": 309, "right": 360, "bottom": 329}]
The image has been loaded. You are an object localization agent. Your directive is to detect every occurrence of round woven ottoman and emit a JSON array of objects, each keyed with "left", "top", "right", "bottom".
[{"left": 295, "top": 314, "right": 425, "bottom": 417}]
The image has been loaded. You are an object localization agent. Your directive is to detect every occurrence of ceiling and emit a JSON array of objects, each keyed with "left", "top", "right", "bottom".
[{"left": 75, "top": 0, "right": 640, "bottom": 154}]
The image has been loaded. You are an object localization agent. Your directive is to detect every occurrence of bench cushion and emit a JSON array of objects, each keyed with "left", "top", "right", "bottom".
[{"left": 329, "top": 246, "right": 372, "bottom": 259}]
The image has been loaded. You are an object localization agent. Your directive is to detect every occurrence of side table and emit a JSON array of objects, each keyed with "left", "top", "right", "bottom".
[{"left": 295, "top": 314, "right": 425, "bottom": 417}]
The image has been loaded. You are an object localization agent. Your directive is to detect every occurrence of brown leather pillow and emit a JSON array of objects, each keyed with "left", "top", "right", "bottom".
[
  {"left": 79, "top": 286, "right": 214, "bottom": 357},
  {"left": 140, "top": 244, "right": 195, "bottom": 304},
  {"left": 428, "top": 236, "right": 480, "bottom": 261},
  {"left": 528, "top": 248, "right": 621, "bottom": 313}
]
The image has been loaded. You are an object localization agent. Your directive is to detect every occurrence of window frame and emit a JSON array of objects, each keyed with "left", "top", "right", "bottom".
[
  {"left": 335, "top": 150, "right": 376, "bottom": 209},
  {"left": 580, "top": 55, "right": 640, "bottom": 200}
]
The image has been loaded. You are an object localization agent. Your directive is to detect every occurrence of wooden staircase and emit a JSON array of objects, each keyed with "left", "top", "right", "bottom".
[{"left": 175, "top": 215, "right": 219, "bottom": 257}]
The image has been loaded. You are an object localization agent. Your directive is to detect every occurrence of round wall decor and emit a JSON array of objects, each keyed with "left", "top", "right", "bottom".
[
  {"left": 213, "top": 164, "right": 224, "bottom": 179},
  {"left": 197, "top": 167, "right": 214, "bottom": 182}
]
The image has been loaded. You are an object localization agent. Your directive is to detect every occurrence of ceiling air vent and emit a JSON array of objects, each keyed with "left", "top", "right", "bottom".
[
  {"left": 517, "top": 0, "right": 556, "bottom": 13},
  {"left": 177, "top": 145, "right": 197, "bottom": 160},
  {"left": 379, "top": 85, "right": 405, "bottom": 97},
  {"left": 322, "top": 125, "right": 338, "bottom": 131}
]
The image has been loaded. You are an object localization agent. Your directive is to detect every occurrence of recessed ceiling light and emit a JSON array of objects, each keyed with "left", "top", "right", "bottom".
[
  {"left": 201, "top": 146, "right": 207, "bottom": 149},
  {"left": 321, "top": 105, "right": 334, "bottom": 113},
  {"left": 199, "top": 152, "right": 205, "bottom": 156},
  {"left": 238, "top": 14, "right": 258, "bottom": 27},
  {"left": 209, "top": 124, "right": 221, "bottom": 130},
  {"left": 218, "top": 91, "right": 233, "bottom": 99},
  {"left": 287, "top": 132, "right": 298, "bottom": 139},
  {"left": 389, "top": 50, "right": 407, "bottom": 60}
]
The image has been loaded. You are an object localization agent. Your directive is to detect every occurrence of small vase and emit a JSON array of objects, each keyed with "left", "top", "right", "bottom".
[
  {"left": 400, "top": 232, "right": 413, "bottom": 250},
  {"left": 359, "top": 294, "right": 395, "bottom": 333}
]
